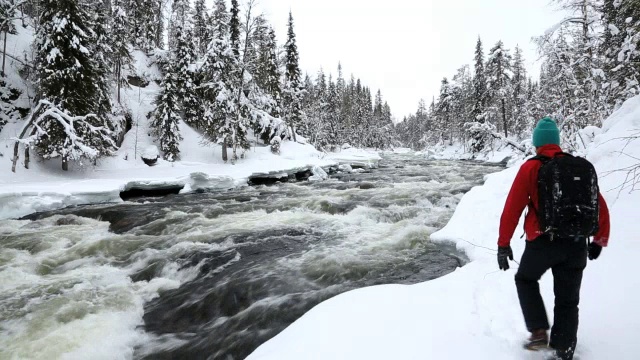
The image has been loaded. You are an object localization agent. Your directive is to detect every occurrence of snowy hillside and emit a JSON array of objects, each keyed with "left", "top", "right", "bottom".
[
  {"left": 0, "top": 19, "right": 381, "bottom": 221},
  {"left": 247, "top": 96, "right": 640, "bottom": 360}
]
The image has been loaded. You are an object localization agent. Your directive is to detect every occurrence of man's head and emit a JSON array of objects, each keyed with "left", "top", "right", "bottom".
[{"left": 532, "top": 117, "right": 560, "bottom": 148}]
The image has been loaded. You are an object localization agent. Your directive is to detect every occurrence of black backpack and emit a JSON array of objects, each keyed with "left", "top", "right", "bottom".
[{"left": 529, "top": 153, "right": 600, "bottom": 238}]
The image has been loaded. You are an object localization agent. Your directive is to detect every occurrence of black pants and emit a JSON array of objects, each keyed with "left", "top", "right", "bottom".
[{"left": 515, "top": 235, "right": 588, "bottom": 355}]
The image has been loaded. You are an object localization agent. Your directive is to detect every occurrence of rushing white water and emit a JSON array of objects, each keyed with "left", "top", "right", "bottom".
[{"left": 0, "top": 154, "right": 501, "bottom": 359}]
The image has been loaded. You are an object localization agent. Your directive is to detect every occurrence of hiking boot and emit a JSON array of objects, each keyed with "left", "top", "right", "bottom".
[{"left": 523, "top": 329, "right": 549, "bottom": 351}]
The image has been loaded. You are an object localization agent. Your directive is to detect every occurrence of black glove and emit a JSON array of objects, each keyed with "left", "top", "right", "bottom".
[
  {"left": 498, "top": 246, "right": 514, "bottom": 271},
  {"left": 588, "top": 242, "right": 602, "bottom": 260}
]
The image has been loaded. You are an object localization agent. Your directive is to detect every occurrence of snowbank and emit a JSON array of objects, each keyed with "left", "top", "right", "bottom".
[
  {"left": 248, "top": 98, "right": 640, "bottom": 360},
  {"left": 0, "top": 131, "right": 380, "bottom": 220},
  {"left": 409, "top": 142, "right": 521, "bottom": 164}
]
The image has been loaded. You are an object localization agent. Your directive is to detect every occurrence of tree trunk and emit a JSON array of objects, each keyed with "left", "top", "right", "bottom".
[
  {"left": 62, "top": 155, "right": 69, "bottom": 171},
  {"left": 222, "top": 138, "right": 228, "bottom": 162},
  {"left": 24, "top": 146, "right": 29, "bottom": 169},
  {"left": 290, "top": 125, "right": 297, "bottom": 142},
  {"left": 2, "top": 30, "right": 7, "bottom": 77},
  {"left": 116, "top": 61, "right": 121, "bottom": 104},
  {"left": 501, "top": 98, "right": 508, "bottom": 138}
]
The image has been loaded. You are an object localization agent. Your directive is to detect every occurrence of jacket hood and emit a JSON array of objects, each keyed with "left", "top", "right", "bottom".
[{"left": 536, "top": 144, "right": 563, "bottom": 158}]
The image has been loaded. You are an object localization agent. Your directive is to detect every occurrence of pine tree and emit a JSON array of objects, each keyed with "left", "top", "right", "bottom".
[
  {"left": 201, "top": 31, "right": 236, "bottom": 162},
  {"left": 603, "top": 0, "right": 640, "bottom": 109},
  {"left": 282, "top": 11, "right": 304, "bottom": 142},
  {"left": 485, "top": 40, "right": 512, "bottom": 137},
  {"left": 89, "top": 0, "right": 113, "bottom": 118},
  {"left": 130, "top": 0, "right": 159, "bottom": 53},
  {"left": 255, "top": 26, "right": 281, "bottom": 118},
  {"left": 169, "top": 0, "right": 199, "bottom": 127},
  {"left": 511, "top": 45, "right": 528, "bottom": 136},
  {"left": 112, "top": 0, "right": 133, "bottom": 104},
  {"left": 35, "top": 0, "right": 117, "bottom": 170},
  {"left": 192, "top": 0, "right": 210, "bottom": 57},
  {"left": 326, "top": 74, "right": 341, "bottom": 146},
  {"left": 0, "top": 77, "right": 19, "bottom": 132},
  {"left": 229, "top": 0, "right": 240, "bottom": 57},
  {"left": 435, "top": 77, "right": 452, "bottom": 144},
  {"left": 211, "top": 0, "right": 229, "bottom": 40},
  {"left": 150, "top": 70, "right": 183, "bottom": 161},
  {"left": 1, "top": 0, "right": 17, "bottom": 77},
  {"left": 548, "top": 0, "right": 604, "bottom": 128},
  {"left": 450, "top": 65, "right": 473, "bottom": 142},
  {"left": 472, "top": 37, "right": 487, "bottom": 122}
]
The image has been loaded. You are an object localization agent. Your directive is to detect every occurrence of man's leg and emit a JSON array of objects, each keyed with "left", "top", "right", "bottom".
[
  {"left": 515, "top": 239, "right": 555, "bottom": 332},
  {"left": 549, "top": 240, "right": 588, "bottom": 359}
]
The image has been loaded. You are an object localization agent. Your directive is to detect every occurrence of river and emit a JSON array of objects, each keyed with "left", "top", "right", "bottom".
[{"left": 0, "top": 153, "right": 502, "bottom": 360}]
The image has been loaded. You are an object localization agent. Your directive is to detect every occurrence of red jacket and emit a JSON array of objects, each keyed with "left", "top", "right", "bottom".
[{"left": 498, "top": 144, "right": 610, "bottom": 248}]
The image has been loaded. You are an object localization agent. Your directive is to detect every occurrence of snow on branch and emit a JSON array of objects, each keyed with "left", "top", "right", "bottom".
[
  {"left": 602, "top": 131, "right": 640, "bottom": 195},
  {"left": 0, "top": 0, "right": 27, "bottom": 32},
  {"left": 11, "top": 100, "right": 115, "bottom": 172},
  {"left": 466, "top": 121, "right": 528, "bottom": 153}
]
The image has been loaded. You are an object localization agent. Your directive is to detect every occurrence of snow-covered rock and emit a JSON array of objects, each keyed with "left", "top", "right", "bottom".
[{"left": 308, "top": 165, "right": 329, "bottom": 181}]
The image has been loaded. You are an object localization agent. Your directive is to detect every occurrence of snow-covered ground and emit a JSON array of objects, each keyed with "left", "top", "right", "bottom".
[
  {"left": 0, "top": 112, "right": 380, "bottom": 220},
  {"left": 248, "top": 98, "right": 640, "bottom": 359}
]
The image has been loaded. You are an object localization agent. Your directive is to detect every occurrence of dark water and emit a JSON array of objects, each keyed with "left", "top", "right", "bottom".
[{"left": 0, "top": 153, "right": 501, "bottom": 360}]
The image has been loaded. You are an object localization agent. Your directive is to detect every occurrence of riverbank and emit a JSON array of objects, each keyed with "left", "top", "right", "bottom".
[
  {"left": 0, "top": 116, "right": 381, "bottom": 220},
  {"left": 248, "top": 98, "right": 640, "bottom": 359}
]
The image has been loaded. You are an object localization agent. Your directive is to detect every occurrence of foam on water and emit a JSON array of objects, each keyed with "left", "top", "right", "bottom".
[{"left": 0, "top": 155, "right": 501, "bottom": 359}]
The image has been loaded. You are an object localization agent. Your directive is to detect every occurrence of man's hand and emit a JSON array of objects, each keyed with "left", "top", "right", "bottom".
[
  {"left": 498, "top": 246, "right": 514, "bottom": 270},
  {"left": 588, "top": 242, "right": 602, "bottom": 260}
]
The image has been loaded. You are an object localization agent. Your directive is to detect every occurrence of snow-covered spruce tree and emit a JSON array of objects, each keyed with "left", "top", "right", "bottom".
[
  {"left": 200, "top": 3, "right": 236, "bottom": 162},
  {"left": 484, "top": 40, "right": 512, "bottom": 138},
  {"left": 450, "top": 65, "right": 473, "bottom": 143},
  {"left": 471, "top": 37, "right": 487, "bottom": 122},
  {"left": 434, "top": 77, "right": 452, "bottom": 144},
  {"left": 35, "top": 0, "right": 118, "bottom": 171},
  {"left": 88, "top": 0, "right": 114, "bottom": 119},
  {"left": 149, "top": 0, "right": 202, "bottom": 160},
  {"left": 469, "top": 37, "right": 488, "bottom": 152},
  {"left": 307, "top": 69, "right": 329, "bottom": 149},
  {"left": 602, "top": 0, "right": 640, "bottom": 109},
  {"left": 111, "top": 0, "right": 133, "bottom": 104},
  {"left": 255, "top": 25, "right": 281, "bottom": 117},
  {"left": 229, "top": 0, "right": 240, "bottom": 57},
  {"left": 169, "top": 0, "right": 200, "bottom": 127},
  {"left": 228, "top": 0, "right": 284, "bottom": 161},
  {"left": 282, "top": 11, "right": 304, "bottom": 142},
  {"left": 1, "top": 0, "right": 18, "bottom": 77},
  {"left": 252, "top": 23, "right": 282, "bottom": 146},
  {"left": 541, "top": 0, "right": 604, "bottom": 131},
  {"left": 0, "top": 76, "right": 19, "bottom": 132},
  {"left": 192, "top": 0, "right": 210, "bottom": 57},
  {"left": 0, "top": 0, "right": 19, "bottom": 132},
  {"left": 129, "top": 0, "right": 159, "bottom": 52},
  {"left": 325, "top": 74, "right": 342, "bottom": 147},
  {"left": 210, "top": 0, "right": 229, "bottom": 40},
  {"left": 511, "top": 45, "right": 528, "bottom": 137},
  {"left": 150, "top": 69, "right": 183, "bottom": 161}
]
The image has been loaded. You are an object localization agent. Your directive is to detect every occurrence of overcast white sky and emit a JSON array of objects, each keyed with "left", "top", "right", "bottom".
[{"left": 251, "top": 0, "right": 566, "bottom": 119}]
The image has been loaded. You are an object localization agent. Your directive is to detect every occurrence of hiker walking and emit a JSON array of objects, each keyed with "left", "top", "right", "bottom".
[{"left": 497, "top": 118, "right": 611, "bottom": 360}]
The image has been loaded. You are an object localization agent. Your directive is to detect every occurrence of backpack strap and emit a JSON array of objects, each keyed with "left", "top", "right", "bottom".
[
  {"left": 528, "top": 154, "right": 551, "bottom": 163},
  {"left": 522, "top": 154, "right": 552, "bottom": 236}
]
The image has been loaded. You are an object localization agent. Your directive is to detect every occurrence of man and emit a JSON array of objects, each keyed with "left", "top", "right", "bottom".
[{"left": 497, "top": 118, "right": 610, "bottom": 360}]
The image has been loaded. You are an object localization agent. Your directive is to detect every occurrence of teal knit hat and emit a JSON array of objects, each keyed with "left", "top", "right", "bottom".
[{"left": 532, "top": 117, "right": 560, "bottom": 147}]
